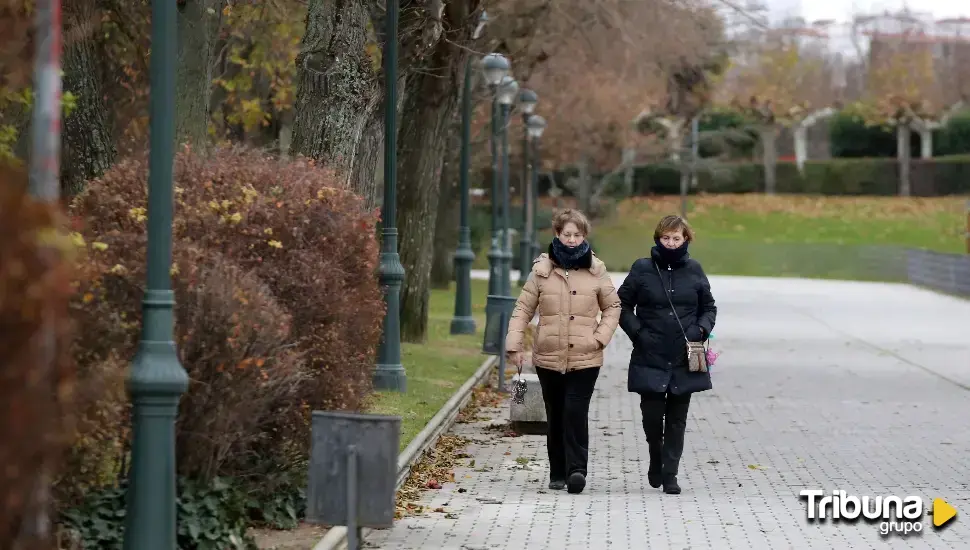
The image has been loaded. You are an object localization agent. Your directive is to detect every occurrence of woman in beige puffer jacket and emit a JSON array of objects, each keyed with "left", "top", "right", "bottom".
[{"left": 505, "top": 208, "right": 621, "bottom": 495}]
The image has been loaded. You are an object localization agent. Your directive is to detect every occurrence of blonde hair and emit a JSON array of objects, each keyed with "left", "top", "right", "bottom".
[
  {"left": 551, "top": 208, "right": 590, "bottom": 236},
  {"left": 653, "top": 215, "right": 695, "bottom": 242}
]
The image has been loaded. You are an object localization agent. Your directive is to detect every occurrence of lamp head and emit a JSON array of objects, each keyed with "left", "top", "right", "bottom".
[
  {"left": 481, "top": 53, "right": 509, "bottom": 86},
  {"left": 518, "top": 88, "right": 538, "bottom": 114},
  {"left": 496, "top": 76, "right": 519, "bottom": 106}
]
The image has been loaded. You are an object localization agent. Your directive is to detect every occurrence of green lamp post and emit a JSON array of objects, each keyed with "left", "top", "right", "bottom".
[
  {"left": 123, "top": 0, "right": 189, "bottom": 547},
  {"left": 528, "top": 115, "right": 547, "bottom": 261},
  {"left": 516, "top": 89, "right": 538, "bottom": 286},
  {"left": 450, "top": 11, "right": 489, "bottom": 335},
  {"left": 374, "top": 0, "right": 406, "bottom": 391},
  {"left": 495, "top": 75, "right": 518, "bottom": 298},
  {"left": 481, "top": 53, "right": 510, "bottom": 298}
]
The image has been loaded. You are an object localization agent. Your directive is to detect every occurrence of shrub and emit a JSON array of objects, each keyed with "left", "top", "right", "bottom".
[
  {"left": 173, "top": 256, "right": 308, "bottom": 480},
  {"left": 0, "top": 165, "right": 77, "bottom": 550},
  {"left": 58, "top": 146, "right": 383, "bottom": 545},
  {"left": 60, "top": 477, "right": 265, "bottom": 550},
  {"left": 612, "top": 156, "right": 970, "bottom": 197},
  {"left": 71, "top": 145, "right": 384, "bottom": 414}
]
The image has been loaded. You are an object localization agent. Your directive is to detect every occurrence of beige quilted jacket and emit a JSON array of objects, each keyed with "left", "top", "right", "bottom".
[{"left": 505, "top": 252, "right": 621, "bottom": 373}]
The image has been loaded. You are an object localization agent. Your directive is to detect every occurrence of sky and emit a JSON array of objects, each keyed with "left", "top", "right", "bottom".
[{"left": 773, "top": 0, "right": 969, "bottom": 25}]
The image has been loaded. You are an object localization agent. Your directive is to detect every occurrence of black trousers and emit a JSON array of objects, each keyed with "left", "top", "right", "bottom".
[
  {"left": 535, "top": 366, "right": 600, "bottom": 481},
  {"left": 639, "top": 391, "right": 691, "bottom": 477}
]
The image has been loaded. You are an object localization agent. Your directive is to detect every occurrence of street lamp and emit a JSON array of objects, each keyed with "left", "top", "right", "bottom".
[
  {"left": 449, "top": 10, "right": 489, "bottom": 336},
  {"left": 516, "top": 89, "right": 538, "bottom": 287},
  {"left": 482, "top": 53, "right": 510, "bottom": 298},
  {"left": 123, "top": 0, "right": 189, "bottom": 547},
  {"left": 496, "top": 75, "right": 519, "bottom": 298},
  {"left": 527, "top": 115, "right": 547, "bottom": 262},
  {"left": 373, "top": 0, "right": 406, "bottom": 391}
]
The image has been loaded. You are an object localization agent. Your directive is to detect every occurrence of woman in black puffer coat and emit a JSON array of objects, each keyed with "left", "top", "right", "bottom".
[{"left": 617, "top": 215, "right": 717, "bottom": 495}]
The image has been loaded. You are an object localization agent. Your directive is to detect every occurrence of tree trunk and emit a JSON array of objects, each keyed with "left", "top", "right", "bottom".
[
  {"left": 176, "top": 0, "right": 224, "bottom": 150},
  {"left": 349, "top": 105, "right": 385, "bottom": 209},
  {"left": 61, "top": 0, "right": 115, "bottom": 197},
  {"left": 577, "top": 153, "right": 591, "bottom": 213},
  {"left": 919, "top": 127, "right": 933, "bottom": 159},
  {"left": 397, "top": 53, "right": 465, "bottom": 343},
  {"left": 897, "top": 124, "right": 911, "bottom": 197},
  {"left": 290, "top": 0, "right": 382, "bottom": 190},
  {"left": 793, "top": 125, "right": 808, "bottom": 176},
  {"left": 760, "top": 125, "right": 778, "bottom": 194},
  {"left": 430, "top": 117, "right": 462, "bottom": 289},
  {"left": 621, "top": 147, "right": 635, "bottom": 195}
]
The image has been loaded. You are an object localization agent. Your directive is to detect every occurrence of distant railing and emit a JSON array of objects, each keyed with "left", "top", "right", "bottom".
[{"left": 906, "top": 248, "right": 970, "bottom": 297}]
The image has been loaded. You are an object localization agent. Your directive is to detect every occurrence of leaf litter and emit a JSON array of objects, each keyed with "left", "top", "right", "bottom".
[{"left": 395, "top": 380, "right": 507, "bottom": 520}]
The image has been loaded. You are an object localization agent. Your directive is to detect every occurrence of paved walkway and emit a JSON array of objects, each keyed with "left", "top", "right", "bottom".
[{"left": 368, "top": 274, "right": 970, "bottom": 549}]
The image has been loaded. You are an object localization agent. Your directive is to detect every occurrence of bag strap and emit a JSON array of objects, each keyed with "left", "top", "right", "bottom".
[{"left": 654, "top": 260, "right": 694, "bottom": 346}]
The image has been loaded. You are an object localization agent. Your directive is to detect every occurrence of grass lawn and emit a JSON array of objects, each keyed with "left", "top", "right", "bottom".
[
  {"left": 364, "top": 278, "right": 492, "bottom": 451},
  {"left": 585, "top": 194, "right": 969, "bottom": 279}
]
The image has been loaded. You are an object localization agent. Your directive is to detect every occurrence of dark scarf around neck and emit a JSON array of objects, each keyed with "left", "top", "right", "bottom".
[
  {"left": 549, "top": 238, "right": 592, "bottom": 270},
  {"left": 651, "top": 238, "right": 690, "bottom": 267}
]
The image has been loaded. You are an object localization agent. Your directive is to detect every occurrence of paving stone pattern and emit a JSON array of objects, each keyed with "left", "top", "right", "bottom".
[{"left": 366, "top": 275, "right": 970, "bottom": 550}]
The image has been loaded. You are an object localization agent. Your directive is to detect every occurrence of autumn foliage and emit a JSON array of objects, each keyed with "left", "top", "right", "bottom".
[
  {"left": 0, "top": 165, "right": 77, "bottom": 550},
  {"left": 60, "top": 146, "right": 384, "bottom": 501}
]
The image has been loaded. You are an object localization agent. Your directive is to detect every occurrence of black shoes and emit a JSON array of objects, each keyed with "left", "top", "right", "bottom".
[
  {"left": 566, "top": 471, "right": 586, "bottom": 494},
  {"left": 548, "top": 479, "right": 566, "bottom": 490},
  {"left": 662, "top": 475, "right": 681, "bottom": 495},
  {"left": 647, "top": 443, "right": 662, "bottom": 488}
]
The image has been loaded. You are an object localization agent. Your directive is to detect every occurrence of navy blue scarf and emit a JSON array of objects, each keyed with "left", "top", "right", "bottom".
[
  {"left": 652, "top": 238, "right": 689, "bottom": 266},
  {"left": 549, "top": 239, "right": 592, "bottom": 269}
]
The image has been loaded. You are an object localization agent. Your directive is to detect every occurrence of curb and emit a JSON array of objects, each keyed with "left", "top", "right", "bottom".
[{"left": 312, "top": 354, "right": 499, "bottom": 550}]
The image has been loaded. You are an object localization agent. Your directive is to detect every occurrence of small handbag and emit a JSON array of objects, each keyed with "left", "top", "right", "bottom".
[
  {"left": 510, "top": 361, "right": 528, "bottom": 404},
  {"left": 654, "top": 262, "right": 709, "bottom": 373}
]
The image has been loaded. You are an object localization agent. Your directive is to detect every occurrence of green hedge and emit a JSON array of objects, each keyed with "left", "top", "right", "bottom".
[
  {"left": 618, "top": 155, "right": 970, "bottom": 196},
  {"left": 830, "top": 110, "right": 970, "bottom": 158}
]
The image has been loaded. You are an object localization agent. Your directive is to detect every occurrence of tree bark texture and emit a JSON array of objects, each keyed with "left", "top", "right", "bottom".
[
  {"left": 430, "top": 115, "right": 462, "bottom": 289},
  {"left": 396, "top": 0, "right": 483, "bottom": 342},
  {"left": 397, "top": 59, "right": 464, "bottom": 342},
  {"left": 61, "top": 0, "right": 116, "bottom": 197},
  {"left": 175, "top": 0, "right": 224, "bottom": 150},
  {"left": 290, "top": 0, "right": 383, "bottom": 197},
  {"left": 350, "top": 105, "right": 385, "bottom": 209}
]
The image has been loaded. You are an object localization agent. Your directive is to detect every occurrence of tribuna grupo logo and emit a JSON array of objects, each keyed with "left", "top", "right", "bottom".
[{"left": 799, "top": 489, "right": 957, "bottom": 536}]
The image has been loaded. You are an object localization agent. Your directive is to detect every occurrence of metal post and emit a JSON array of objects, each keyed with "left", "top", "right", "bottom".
[
  {"left": 500, "top": 103, "right": 513, "bottom": 297},
  {"left": 450, "top": 58, "right": 476, "bottom": 335},
  {"left": 965, "top": 199, "right": 969, "bottom": 254},
  {"left": 20, "top": 0, "right": 61, "bottom": 544},
  {"left": 487, "top": 96, "right": 502, "bottom": 297},
  {"left": 29, "top": 0, "right": 62, "bottom": 202},
  {"left": 496, "top": 309, "right": 509, "bottom": 392},
  {"left": 518, "top": 117, "right": 532, "bottom": 287},
  {"left": 374, "top": 0, "right": 406, "bottom": 391},
  {"left": 691, "top": 116, "right": 699, "bottom": 189},
  {"left": 531, "top": 136, "right": 541, "bottom": 260},
  {"left": 123, "top": 0, "right": 188, "bottom": 546},
  {"left": 346, "top": 446, "right": 359, "bottom": 550}
]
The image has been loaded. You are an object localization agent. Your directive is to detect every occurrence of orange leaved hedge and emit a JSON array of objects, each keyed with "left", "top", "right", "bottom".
[
  {"left": 0, "top": 164, "right": 77, "bottom": 550},
  {"left": 61, "top": 145, "right": 384, "bottom": 499}
]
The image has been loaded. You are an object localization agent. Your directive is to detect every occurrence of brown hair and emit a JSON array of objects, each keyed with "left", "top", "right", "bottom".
[
  {"left": 551, "top": 208, "right": 590, "bottom": 236},
  {"left": 653, "top": 215, "right": 695, "bottom": 242}
]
